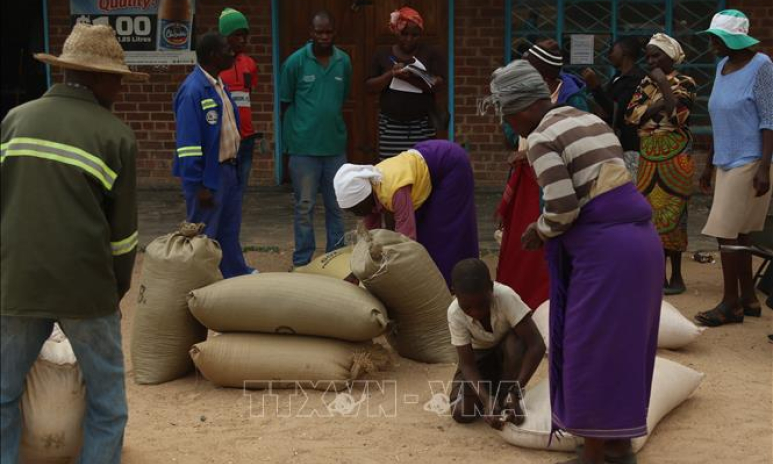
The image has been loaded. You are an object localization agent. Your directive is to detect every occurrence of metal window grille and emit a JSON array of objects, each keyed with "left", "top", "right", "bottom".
[{"left": 510, "top": 0, "right": 725, "bottom": 133}]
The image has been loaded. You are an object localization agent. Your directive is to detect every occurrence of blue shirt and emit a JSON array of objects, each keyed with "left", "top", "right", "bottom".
[
  {"left": 172, "top": 66, "right": 241, "bottom": 190},
  {"left": 280, "top": 43, "right": 352, "bottom": 156},
  {"left": 708, "top": 53, "right": 773, "bottom": 170}
]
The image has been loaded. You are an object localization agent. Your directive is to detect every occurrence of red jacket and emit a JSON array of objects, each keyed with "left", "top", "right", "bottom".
[{"left": 220, "top": 53, "right": 258, "bottom": 138}]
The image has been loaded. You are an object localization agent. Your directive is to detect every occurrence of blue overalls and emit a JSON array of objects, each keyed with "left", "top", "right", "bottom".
[{"left": 172, "top": 66, "right": 252, "bottom": 278}]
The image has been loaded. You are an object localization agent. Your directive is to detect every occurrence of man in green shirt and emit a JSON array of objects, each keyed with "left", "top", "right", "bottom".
[
  {"left": 280, "top": 11, "right": 352, "bottom": 267},
  {"left": 0, "top": 24, "right": 144, "bottom": 463}
]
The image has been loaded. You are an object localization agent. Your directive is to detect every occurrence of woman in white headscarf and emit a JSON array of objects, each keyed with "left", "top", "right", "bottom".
[
  {"left": 626, "top": 33, "right": 697, "bottom": 295},
  {"left": 334, "top": 139, "right": 478, "bottom": 286}
]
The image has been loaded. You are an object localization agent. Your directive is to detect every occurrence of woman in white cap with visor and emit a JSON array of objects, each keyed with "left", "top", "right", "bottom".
[{"left": 695, "top": 9, "right": 773, "bottom": 327}]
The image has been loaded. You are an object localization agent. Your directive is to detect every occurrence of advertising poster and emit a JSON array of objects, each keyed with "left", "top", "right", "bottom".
[{"left": 70, "top": 0, "right": 196, "bottom": 65}]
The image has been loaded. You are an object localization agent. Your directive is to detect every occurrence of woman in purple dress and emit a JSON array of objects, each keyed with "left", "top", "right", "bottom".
[
  {"left": 482, "top": 59, "right": 663, "bottom": 464},
  {"left": 333, "top": 139, "right": 479, "bottom": 286}
]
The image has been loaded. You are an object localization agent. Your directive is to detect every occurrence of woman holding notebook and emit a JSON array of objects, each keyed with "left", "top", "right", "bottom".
[{"left": 366, "top": 7, "right": 447, "bottom": 160}]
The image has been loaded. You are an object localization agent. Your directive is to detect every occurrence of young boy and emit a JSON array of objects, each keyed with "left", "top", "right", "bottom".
[{"left": 448, "top": 258, "right": 546, "bottom": 429}]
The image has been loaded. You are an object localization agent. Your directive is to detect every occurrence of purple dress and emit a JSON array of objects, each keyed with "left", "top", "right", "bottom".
[
  {"left": 413, "top": 140, "right": 479, "bottom": 285},
  {"left": 547, "top": 182, "right": 663, "bottom": 439}
]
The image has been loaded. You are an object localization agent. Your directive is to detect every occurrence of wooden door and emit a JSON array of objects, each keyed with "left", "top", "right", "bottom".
[{"left": 280, "top": 1, "right": 447, "bottom": 165}]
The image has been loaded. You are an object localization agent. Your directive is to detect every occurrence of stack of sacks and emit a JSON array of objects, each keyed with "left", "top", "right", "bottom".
[
  {"left": 350, "top": 229, "right": 457, "bottom": 364},
  {"left": 532, "top": 300, "right": 706, "bottom": 352},
  {"left": 20, "top": 324, "right": 85, "bottom": 464},
  {"left": 187, "top": 272, "right": 390, "bottom": 390},
  {"left": 130, "top": 223, "right": 222, "bottom": 385}
]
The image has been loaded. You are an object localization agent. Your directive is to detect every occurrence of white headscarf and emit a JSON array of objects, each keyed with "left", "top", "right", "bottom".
[
  {"left": 648, "top": 33, "right": 686, "bottom": 65},
  {"left": 333, "top": 164, "right": 383, "bottom": 209}
]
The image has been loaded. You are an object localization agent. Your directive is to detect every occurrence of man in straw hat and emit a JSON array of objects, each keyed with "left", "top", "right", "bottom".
[
  {"left": 481, "top": 60, "right": 662, "bottom": 464},
  {"left": 1, "top": 23, "right": 146, "bottom": 463}
]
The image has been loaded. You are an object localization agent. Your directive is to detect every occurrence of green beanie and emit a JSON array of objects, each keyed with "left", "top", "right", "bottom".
[{"left": 219, "top": 8, "right": 249, "bottom": 36}]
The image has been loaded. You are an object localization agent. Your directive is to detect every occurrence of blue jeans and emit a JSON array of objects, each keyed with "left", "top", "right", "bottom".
[
  {"left": 183, "top": 163, "right": 253, "bottom": 278},
  {"left": 288, "top": 154, "right": 346, "bottom": 266},
  {"left": 1, "top": 312, "right": 127, "bottom": 464},
  {"left": 238, "top": 137, "right": 256, "bottom": 196}
]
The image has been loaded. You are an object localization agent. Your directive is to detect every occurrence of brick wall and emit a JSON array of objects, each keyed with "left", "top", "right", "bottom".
[
  {"left": 453, "top": 0, "right": 509, "bottom": 187},
  {"left": 46, "top": 0, "right": 771, "bottom": 188},
  {"left": 47, "top": 0, "right": 276, "bottom": 188},
  {"left": 730, "top": 0, "right": 773, "bottom": 52}
]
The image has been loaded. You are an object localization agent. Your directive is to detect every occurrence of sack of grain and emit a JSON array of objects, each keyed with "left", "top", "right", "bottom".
[
  {"left": 532, "top": 301, "right": 550, "bottom": 352},
  {"left": 351, "top": 229, "right": 456, "bottom": 364},
  {"left": 658, "top": 301, "right": 706, "bottom": 350},
  {"left": 131, "top": 223, "right": 222, "bottom": 385},
  {"left": 533, "top": 300, "right": 704, "bottom": 353},
  {"left": 295, "top": 246, "right": 353, "bottom": 280},
  {"left": 499, "top": 357, "right": 704, "bottom": 452},
  {"left": 188, "top": 272, "right": 387, "bottom": 342},
  {"left": 20, "top": 325, "right": 85, "bottom": 464},
  {"left": 190, "top": 333, "right": 389, "bottom": 390}
]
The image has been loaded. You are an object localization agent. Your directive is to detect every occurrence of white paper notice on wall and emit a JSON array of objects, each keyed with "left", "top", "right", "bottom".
[{"left": 570, "top": 34, "right": 595, "bottom": 65}]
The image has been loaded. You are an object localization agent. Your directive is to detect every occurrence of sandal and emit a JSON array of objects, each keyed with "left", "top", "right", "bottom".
[
  {"left": 694, "top": 303, "right": 744, "bottom": 327},
  {"left": 556, "top": 457, "right": 613, "bottom": 464},
  {"left": 663, "top": 283, "right": 686, "bottom": 295},
  {"left": 575, "top": 445, "right": 637, "bottom": 464},
  {"left": 741, "top": 301, "right": 762, "bottom": 318}
]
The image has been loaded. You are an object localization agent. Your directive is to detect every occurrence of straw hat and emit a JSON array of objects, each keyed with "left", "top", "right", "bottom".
[{"left": 34, "top": 23, "right": 149, "bottom": 81}]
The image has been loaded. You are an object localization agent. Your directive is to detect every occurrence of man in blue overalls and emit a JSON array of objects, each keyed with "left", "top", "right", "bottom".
[{"left": 173, "top": 32, "right": 254, "bottom": 277}]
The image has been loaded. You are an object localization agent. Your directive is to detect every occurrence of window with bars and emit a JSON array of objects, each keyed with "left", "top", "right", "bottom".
[{"left": 509, "top": 0, "right": 725, "bottom": 132}]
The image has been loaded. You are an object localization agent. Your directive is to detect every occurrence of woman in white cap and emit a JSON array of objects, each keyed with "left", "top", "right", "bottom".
[
  {"left": 625, "top": 33, "right": 696, "bottom": 295},
  {"left": 333, "top": 139, "right": 478, "bottom": 286},
  {"left": 695, "top": 9, "right": 773, "bottom": 327}
]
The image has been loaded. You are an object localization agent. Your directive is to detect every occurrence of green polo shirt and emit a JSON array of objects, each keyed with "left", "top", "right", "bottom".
[
  {"left": 280, "top": 43, "right": 352, "bottom": 156},
  {"left": 1, "top": 84, "right": 138, "bottom": 319}
]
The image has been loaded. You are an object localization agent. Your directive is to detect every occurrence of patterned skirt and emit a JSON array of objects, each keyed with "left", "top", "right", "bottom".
[
  {"left": 378, "top": 113, "right": 436, "bottom": 159},
  {"left": 636, "top": 131, "right": 694, "bottom": 252}
]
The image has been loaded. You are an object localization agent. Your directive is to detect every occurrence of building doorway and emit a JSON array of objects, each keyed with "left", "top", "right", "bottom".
[
  {"left": 1, "top": 0, "right": 48, "bottom": 120},
  {"left": 278, "top": 0, "right": 449, "bottom": 166}
]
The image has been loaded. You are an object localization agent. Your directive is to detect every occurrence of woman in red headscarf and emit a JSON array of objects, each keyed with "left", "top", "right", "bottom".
[{"left": 366, "top": 7, "right": 447, "bottom": 160}]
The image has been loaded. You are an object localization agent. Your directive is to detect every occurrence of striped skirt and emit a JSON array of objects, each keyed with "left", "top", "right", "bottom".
[{"left": 378, "top": 113, "right": 436, "bottom": 159}]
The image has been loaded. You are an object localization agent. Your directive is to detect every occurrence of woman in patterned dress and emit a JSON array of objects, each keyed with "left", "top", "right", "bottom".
[{"left": 626, "top": 33, "right": 696, "bottom": 295}]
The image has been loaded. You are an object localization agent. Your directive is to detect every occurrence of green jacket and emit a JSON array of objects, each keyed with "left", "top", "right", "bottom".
[{"left": 1, "top": 84, "right": 138, "bottom": 319}]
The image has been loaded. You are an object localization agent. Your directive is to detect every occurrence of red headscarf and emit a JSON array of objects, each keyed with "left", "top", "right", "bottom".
[{"left": 389, "top": 7, "right": 424, "bottom": 33}]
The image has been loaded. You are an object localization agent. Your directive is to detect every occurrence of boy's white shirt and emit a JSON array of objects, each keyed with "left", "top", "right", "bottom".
[{"left": 447, "top": 282, "right": 531, "bottom": 350}]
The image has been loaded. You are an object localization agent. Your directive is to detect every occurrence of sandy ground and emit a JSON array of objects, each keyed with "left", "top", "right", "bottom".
[{"left": 118, "top": 251, "right": 772, "bottom": 464}]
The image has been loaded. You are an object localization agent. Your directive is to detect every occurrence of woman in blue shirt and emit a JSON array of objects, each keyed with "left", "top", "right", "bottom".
[{"left": 695, "top": 10, "right": 773, "bottom": 327}]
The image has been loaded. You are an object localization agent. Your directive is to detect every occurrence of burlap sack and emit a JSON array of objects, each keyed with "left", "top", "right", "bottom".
[
  {"left": 189, "top": 273, "right": 387, "bottom": 341},
  {"left": 20, "top": 325, "right": 85, "bottom": 464},
  {"left": 499, "top": 357, "right": 704, "bottom": 453},
  {"left": 658, "top": 301, "right": 706, "bottom": 350},
  {"left": 350, "top": 229, "right": 457, "bottom": 363},
  {"left": 131, "top": 223, "right": 222, "bottom": 385},
  {"left": 190, "top": 333, "right": 389, "bottom": 390},
  {"left": 295, "top": 246, "right": 353, "bottom": 280}
]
